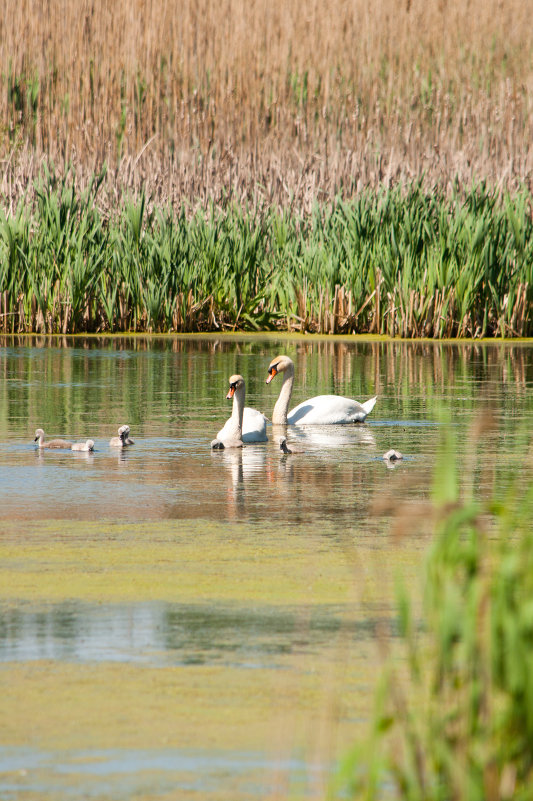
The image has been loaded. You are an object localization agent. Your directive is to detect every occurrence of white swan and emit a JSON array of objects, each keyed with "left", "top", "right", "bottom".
[
  {"left": 71, "top": 439, "right": 95, "bottom": 452},
  {"left": 34, "top": 428, "right": 72, "bottom": 449},
  {"left": 109, "top": 425, "right": 135, "bottom": 447},
  {"left": 216, "top": 375, "right": 267, "bottom": 444},
  {"left": 266, "top": 355, "right": 377, "bottom": 425}
]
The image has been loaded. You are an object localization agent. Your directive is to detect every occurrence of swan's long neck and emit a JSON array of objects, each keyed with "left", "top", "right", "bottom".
[
  {"left": 227, "top": 385, "right": 245, "bottom": 438},
  {"left": 272, "top": 363, "right": 294, "bottom": 425}
]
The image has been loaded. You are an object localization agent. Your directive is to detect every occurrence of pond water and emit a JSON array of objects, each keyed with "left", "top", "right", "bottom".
[{"left": 0, "top": 334, "right": 532, "bottom": 801}]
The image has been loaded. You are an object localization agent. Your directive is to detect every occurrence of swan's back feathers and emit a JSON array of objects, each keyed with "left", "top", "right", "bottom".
[
  {"left": 218, "top": 407, "right": 267, "bottom": 442},
  {"left": 242, "top": 407, "right": 268, "bottom": 442},
  {"left": 287, "top": 394, "right": 377, "bottom": 425}
]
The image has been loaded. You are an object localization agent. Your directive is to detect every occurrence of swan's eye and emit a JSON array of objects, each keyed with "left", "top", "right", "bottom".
[{"left": 268, "top": 365, "right": 278, "bottom": 375}]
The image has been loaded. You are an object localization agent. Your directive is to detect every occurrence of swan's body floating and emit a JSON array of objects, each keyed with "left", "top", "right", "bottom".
[
  {"left": 241, "top": 407, "right": 268, "bottom": 442},
  {"left": 34, "top": 429, "right": 72, "bottom": 449},
  {"left": 383, "top": 449, "right": 403, "bottom": 462},
  {"left": 266, "top": 355, "right": 377, "bottom": 425},
  {"left": 71, "top": 439, "right": 95, "bottom": 452},
  {"left": 279, "top": 436, "right": 304, "bottom": 454},
  {"left": 216, "top": 375, "right": 267, "bottom": 444},
  {"left": 109, "top": 425, "right": 134, "bottom": 448},
  {"left": 214, "top": 375, "right": 245, "bottom": 447}
]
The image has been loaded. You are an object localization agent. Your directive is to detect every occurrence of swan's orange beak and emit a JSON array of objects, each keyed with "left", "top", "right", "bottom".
[
  {"left": 266, "top": 367, "right": 277, "bottom": 384},
  {"left": 226, "top": 386, "right": 235, "bottom": 399}
]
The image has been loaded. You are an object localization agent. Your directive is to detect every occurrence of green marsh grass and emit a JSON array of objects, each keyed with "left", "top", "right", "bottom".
[
  {"left": 0, "top": 174, "right": 531, "bottom": 337},
  {"left": 336, "top": 421, "right": 533, "bottom": 800}
]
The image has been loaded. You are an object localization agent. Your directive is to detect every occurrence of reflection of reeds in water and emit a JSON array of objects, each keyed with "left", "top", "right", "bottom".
[{"left": 1, "top": 338, "right": 531, "bottom": 461}]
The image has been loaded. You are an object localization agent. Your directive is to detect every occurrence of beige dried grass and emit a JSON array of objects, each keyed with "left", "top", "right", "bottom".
[{"left": 1, "top": 0, "right": 532, "bottom": 208}]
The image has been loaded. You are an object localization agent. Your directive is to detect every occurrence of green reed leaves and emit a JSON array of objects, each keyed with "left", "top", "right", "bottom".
[
  {"left": 0, "top": 174, "right": 531, "bottom": 336},
  {"left": 336, "top": 424, "right": 533, "bottom": 801}
]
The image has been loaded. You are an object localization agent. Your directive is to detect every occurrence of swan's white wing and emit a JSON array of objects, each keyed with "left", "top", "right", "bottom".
[
  {"left": 288, "top": 395, "right": 377, "bottom": 425},
  {"left": 242, "top": 407, "right": 268, "bottom": 442},
  {"left": 217, "top": 407, "right": 267, "bottom": 443}
]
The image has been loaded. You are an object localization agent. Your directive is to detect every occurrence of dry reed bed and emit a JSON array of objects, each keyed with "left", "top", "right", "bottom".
[
  {"left": 1, "top": 0, "right": 533, "bottom": 208},
  {"left": 0, "top": 172, "right": 531, "bottom": 337}
]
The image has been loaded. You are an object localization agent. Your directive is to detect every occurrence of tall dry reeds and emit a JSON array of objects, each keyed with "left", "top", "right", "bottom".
[{"left": 1, "top": 0, "right": 532, "bottom": 209}]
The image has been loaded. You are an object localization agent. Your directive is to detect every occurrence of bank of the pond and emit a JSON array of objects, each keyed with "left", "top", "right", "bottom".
[{"left": 1, "top": 175, "right": 532, "bottom": 338}]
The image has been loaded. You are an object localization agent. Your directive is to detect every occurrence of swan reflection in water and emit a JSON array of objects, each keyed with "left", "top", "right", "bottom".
[
  {"left": 271, "top": 423, "right": 376, "bottom": 451},
  {"left": 211, "top": 444, "right": 267, "bottom": 517}
]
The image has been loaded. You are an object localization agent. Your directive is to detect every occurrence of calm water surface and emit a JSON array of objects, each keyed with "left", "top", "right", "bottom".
[
  {"left": 1, "top": 335, "right": 530, "bottom": 522},
  {"left": 0, "top": 335, "right": 532, "bottom": 800}
]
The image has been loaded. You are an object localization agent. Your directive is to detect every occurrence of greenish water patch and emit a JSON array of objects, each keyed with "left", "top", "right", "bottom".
[
  {"left": 0, "top": 336, "right": 531, "bottom": 801},
  {"left": 0, "top": 518, "right": 422, "bottom": 606},
  {"left": 0, "top": 515, "right": 420, "bottom": 798}
]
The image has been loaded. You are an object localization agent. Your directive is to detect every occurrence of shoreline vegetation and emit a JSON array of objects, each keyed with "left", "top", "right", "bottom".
[
  {"left": 337, "top": 422, "right": 533, "bottom": 801},
  {"left": 0, "top": 172, "right": 531, "bottom": 338},
  {"left": 1, "top": 0, "right": 532, "bottom": 338}
]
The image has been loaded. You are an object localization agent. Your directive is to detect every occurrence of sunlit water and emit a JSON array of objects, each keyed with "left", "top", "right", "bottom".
[
  {"left": 1, "top": 335, "right": 530, "bottom": 522},
  {"left": 0, "top": 335, "right": 532, "bottom": 800}
]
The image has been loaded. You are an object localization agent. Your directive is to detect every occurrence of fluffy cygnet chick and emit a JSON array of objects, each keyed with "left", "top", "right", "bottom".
[
  {"left": 71, "top": 439, "right": 95, "bottom": 452},
  {"left": 383, "top": 449, "right": 403, "bottom": 462},
  {"left": 279, "top": 436, "right": 304, "bottom": 454},
  {"left": 109, "top": 425, "right": 134, "bottom": 447},
  {"left": 34, "top": 428, "right": 72, "bottom": 449}
]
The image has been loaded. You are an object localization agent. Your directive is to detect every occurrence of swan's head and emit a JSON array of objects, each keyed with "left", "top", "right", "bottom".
[
  {"left": 86, "top": 440, "right": 95, "bottom": 451},
  {"left": 34, "top": 428, "right": 45, "bottom": 442},
  {"left": 266, "top": 355, "right": 294, "bottom": 384},
  {"left": 226, "top": 375, "right": 245, "bottom": 399}
]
